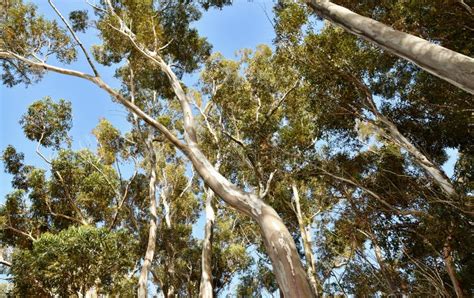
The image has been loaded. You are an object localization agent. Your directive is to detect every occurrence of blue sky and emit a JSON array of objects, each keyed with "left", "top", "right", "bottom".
[{"left": 0, "top": 0, "right": 277, "bottom": 200}]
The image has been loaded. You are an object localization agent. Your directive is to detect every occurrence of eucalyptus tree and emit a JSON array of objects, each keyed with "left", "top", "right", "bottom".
[
  {"left": 273, "top": 2, "right": 473, "bottom": 296},
  {"left": 0, "top": 97, "right": 141, "bottom": 295},
  {"left": 11, "top": 226, "right": 138, "bottom": 296},
  {"left": 0, "top": 1, "right": 314, "bottom": 295},
  {"left": 1, "top": 0, "right": 473, "bottom": 296}
]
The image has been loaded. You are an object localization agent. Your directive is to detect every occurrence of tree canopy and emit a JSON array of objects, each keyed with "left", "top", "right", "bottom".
[{"left": 0, "top": 0, "right": 472, "bottom": 297}]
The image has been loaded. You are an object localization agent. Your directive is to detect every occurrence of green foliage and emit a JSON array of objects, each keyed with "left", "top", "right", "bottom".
[
  {"left": 49, "top": 149, "right": 119, "bottom": 223},
  {"left": 69, "top": 10, "right": 89, "bottom": 33},
  {"left": 0, "top": 0, "right": 77, "bottom": 86},
  {"left": 20, "top": 97, "right": 72, "bottom": 148},
  {"left": 0, "top": 190, "right": 30, "bottom": 248},
  {"left": 92, "top": 118, "right": 123, "bottom": 165},
  {"left": 199, "top": 0, "right": 233, "bottom": 10},
  {"left": 1, "top": 145, "right": 23, "bottom": 175},
  {"left": 11, "top": 226, "right": 138, "bottom": 296},
  {"left": 94, "top": 0, "right": 211, "bottom": 74}
]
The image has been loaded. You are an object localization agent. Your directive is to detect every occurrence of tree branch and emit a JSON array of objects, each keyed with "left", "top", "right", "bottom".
[
  {"left": 48, "top": 0, "right": 99, "bottom": 77},
  {"left": 260, "top": 170, "right": 276, "bottom": 199},
  {"left": 103, "top": 2, "right": 198, "bottom": 144},
  {"left": 0, "top": 51, "right": 188, "bottom": 153}
]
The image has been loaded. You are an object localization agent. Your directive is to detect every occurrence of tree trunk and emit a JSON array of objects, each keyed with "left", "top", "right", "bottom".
[
  {"left": 199, "top": 188, "right": 215, "bottom": 298},
  {"left": 162, "top": 189, "right": 171, "bottom": 228},
  {"left": 257, "top": 204, "right": 315, "bottom": 297},
  {"left": 0, "top": 22, "right": 315, "bottom": 295},
  {"left": 138, "top": 140, "right": 159, "bottom": 298},
  {"left": 305, "top": 0, "right": 474, "bottom": 94},
  {"left": 371, "top": 234, "right": 398, "bottom": 295},
  {"left": 186, "top": 144, "right": 314, "bottom": 297},
  {"left": 85, "top": 286, "right": 97, "bottom": 298},
  {"left": 378, "top": 116, "right": 456, "bottom": 196},
  {"left": 344, "top": 72, "right": 457, "bottom": 197},
  {"left": 292, "top": 184, "right": 320, "bottom": 296},
  {"left": 443, "top": 233, "right": 464, "bottom": 298}
]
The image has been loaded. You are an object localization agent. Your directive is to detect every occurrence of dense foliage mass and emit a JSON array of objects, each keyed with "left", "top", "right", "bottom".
[{"left": 0, "top": 0, "right": 472, "bottom": 297}]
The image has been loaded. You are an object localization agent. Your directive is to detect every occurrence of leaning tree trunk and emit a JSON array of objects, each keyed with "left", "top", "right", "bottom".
[
  {"left": 186, "top": 144, "right": 314, "bottom": 298},
  {"left": 443, "top": 231, "right": 464, "bottom": 298},
  {"left": 377, "top": 116, "right": 456, "bottom": 196},
  {"left": 305, "top": 0, "right": 474, "bottom": 94},
  {"left": 199, "top": 188, "right": 216, "bottom": 298},
  {"left": 292, "top": 184, "right": 320, "bottom": 296},
  {"left": 256, "top": 204, "right": 315, "bottom": 297},
  {"left": 345, "top": 72, "right": 457, "bottom": 197},
  {"left": 154, "top": 49, "right": 314, "bottom": 296},
  {"left": 138, "top": 138, "right": 159, "bottom": 298}
]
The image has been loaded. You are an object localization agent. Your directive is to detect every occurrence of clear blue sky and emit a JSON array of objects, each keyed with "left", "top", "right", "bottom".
[{"left": 0, "top": 0, "right": 277, "bottom": 200}]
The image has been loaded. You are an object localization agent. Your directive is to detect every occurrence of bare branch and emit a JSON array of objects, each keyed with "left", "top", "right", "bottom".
[
  {"left": 109, "top": 168, "right": 138, "bottom": 230},
  {"left": 178, "top": 167, "right": 194, "bottom": 199},
  {"left": 158, "top": 38, "right": 174, "bottom": 52},
  {"left": 48, "top": 0, "right": 99, "bottom": 77},
  {"left": 35, "top": 133, "right": 52, "bottom": 164},
  {"left": 3, "top": 225, "right": 36, "bottom": 242},
  {"left": 320, "top": 167, "right": 431, "bottom": 218},
  {"left": 0, "top": 51, "right": 188, "bottom": 153},
  {"left": 457, "top": 0, "right": 473, "bottom": 15},
  {"left": 192, "top": 97, "right": 219, "bottom": 145},
  {"left": 260, "top": 170, "right": 277, "bottom": 199},
  {"left": 264, "top": 79, "right": 301, "bottom": 122}
]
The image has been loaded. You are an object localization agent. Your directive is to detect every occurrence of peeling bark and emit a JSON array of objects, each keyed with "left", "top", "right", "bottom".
[
  {"left": 257, "top": 204, "right": 315, "bottom": 297},
  {"left": 305, "top": 0, "right": 474, "bottom": 94}
]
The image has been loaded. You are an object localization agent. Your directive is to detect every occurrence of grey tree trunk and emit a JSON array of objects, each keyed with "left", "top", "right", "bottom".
[
  {"left": 305, "top": 0, "right": 474, "bottom": 94},
  {"left": 199, "top": 159, "right": 221, "bottom": 298},
  {"left": 345, "top": 72, "right": 457, "bottom": 197},
  {"left": 377, "top": 116, "right": 456, "bottom": 196}
]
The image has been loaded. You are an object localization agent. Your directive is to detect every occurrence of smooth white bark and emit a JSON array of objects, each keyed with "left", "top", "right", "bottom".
[
  {"left": 138, "top": 138, "right": 159, "bottom": 298},
  {"left": 199, "top": 188, "right": 215, "bottom": 298},
  {"left": 292, "top": 184, "right": 320, "bottom": 296}
]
